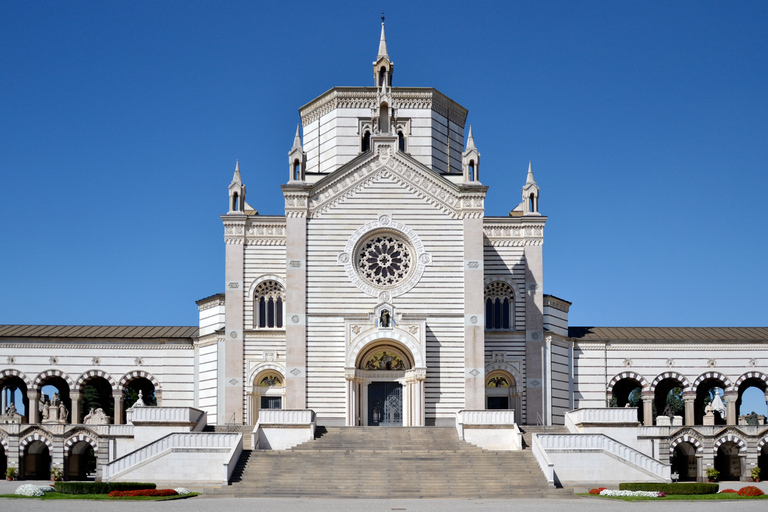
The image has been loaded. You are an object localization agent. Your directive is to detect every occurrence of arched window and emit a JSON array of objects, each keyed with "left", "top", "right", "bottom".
[
  {"left": 379, "top": 104, "right": 389, "bottom": 133},
  {"left": 379, "top": 67, "right": 386, "bottom": 87},
  {"left": 468, "top": 161, "right": 475, "bottom": 181},
  {"left": 362, "top": 131, "right": 371, "bottom": 152},
  {"left": 484, "top": 281, "right": 514, "bottom": 330},
  {"left": 293, "top": 159, "right": 301, "bottom": 181},
  {"left": 398, "top": 131, "right": 405, "bottom": 151},
  {"left": 254, "top": 280, "right": 285, "bottom": 329}
]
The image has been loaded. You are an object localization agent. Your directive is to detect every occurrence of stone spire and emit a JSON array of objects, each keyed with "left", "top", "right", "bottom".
[
  {"left": 291, "top": 124, "right": 302, "bottom": 152},
  {"left": 466, "top": 126, "right": 476, "bottom": 150},
  {"left": 377, "top": 19, "right": 389, "bottom": 60},
  {"left": 526, "top": 161, "right": 535, "bottom": 185},
  {"left": 231, "top": 160, "right": 242, "bottom": 185}
]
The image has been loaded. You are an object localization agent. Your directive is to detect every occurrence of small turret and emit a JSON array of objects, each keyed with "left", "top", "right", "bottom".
[
  {"left": 228, "top": 160, "right": 246, "bottom": 213},
  {"left": 288, "top": 125, "right": 306, "bottom": 182},
  {"left": 373, "top": 16, "right": 394, "bottom": 87},
  {"left": 522, "top": 162, "right": 540, "bottom": 215},
  {"left": 462, "top": 126, "right": 481, "bottom": 182}
]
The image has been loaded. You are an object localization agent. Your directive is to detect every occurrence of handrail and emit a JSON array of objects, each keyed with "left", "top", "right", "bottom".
[
  {"left": 536, "top": 412, "right": 547, "bottom": 432},
  {"left": 536, "top": 433, "right": 670, "bottom": 480},
  {"left": 102, "top": 432, "right": 240, "bottom": 479},
  {"left": 225, "top": 412, "right": 237, "bottom": 432}
]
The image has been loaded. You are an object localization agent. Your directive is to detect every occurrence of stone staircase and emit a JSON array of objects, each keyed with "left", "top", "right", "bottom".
[
  {"left": 203, "top": 424, "right": 254, "bottom": 449},
  {"left": 210, "top": 426, "right": 572, "bottom": 498},
  {"left": 518, "top": 424, "right": 569, "bottom": 449}
]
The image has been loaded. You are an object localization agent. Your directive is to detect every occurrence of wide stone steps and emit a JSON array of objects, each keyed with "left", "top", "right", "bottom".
[{"left": 211, "top": 426, "right": 571, "bottom": 498}]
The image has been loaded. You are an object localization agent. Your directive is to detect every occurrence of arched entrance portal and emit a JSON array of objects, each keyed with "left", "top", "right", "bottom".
[
  {"left": 715, "top": 441, "right": 743, "bottom": 480},
  {"left": 250, "top": 370, "right": 285, "bottom": 424},
  {"left": 65, "top": 441, "right": 97, "bottom": 481},
  {"left": 22, "top": 441, "right": 51, "bottom": 480},
  {"left": 670, "top": 442, "right": 699, "bottom": 481},
  {"left": 485, "top": 371, "right": 521, "bottom": 414},
  {"left": 346, "top": 342, "right": 425, "bottom": 427}
]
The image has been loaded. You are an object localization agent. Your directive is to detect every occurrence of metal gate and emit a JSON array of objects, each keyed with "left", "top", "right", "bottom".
[{"left": 368, "top": 382, "right": 403, "bottom": 426}]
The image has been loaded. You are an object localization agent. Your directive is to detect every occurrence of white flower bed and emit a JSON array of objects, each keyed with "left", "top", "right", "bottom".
[
  {"left": 174, "top": 487, "right": 191, "bottom": 495},
  {"left": 15, "top": 484, "right": 44, "bottom": 497},
  {"left": 599, "top": 489, "right": 662, "bottom": 497}
]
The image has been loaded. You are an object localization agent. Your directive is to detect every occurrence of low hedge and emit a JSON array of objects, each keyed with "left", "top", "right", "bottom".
[
  {"left": 54, "top": 482, "right": 157, "bottom": 495},
  {"left": 619, "top": 482, "right": 719, "bottom": 495}
]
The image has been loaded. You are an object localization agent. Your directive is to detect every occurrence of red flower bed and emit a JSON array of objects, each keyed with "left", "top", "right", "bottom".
[
  {"left": 108, "top": 489, "right": 178, "bottom": 497},
  {"left": 589, "top": 487, "right": 607, "bottom": 495},
  {"left": 719, "top": 489, "right": 738, "bottom": 493},
  {"left": 737, "top": 486, "right": 764, "bottom": 497}
]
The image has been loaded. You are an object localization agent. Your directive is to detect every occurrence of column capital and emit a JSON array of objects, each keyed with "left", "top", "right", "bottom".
[{"left": 27, "top": 390, "right": 40, "bottom": 400}]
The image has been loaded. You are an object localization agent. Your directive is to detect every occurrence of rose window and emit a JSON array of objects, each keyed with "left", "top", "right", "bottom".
[{"left": 356, "top": 233, "right": 413, "bottom": 288}]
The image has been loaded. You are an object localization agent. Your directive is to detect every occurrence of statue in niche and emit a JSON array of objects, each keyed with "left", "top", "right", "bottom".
[
  {"left": 58, "top": 402, "right": 68, "bottom": 422},
  {"left": 380, "top": 309, "right": 391, "bottom": 328},
  {"left": 41, "top": 401, "right": 49, "bottom": 420}
]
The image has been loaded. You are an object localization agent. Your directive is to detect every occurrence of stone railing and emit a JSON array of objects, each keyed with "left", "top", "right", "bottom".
[
  {"left": 128, "top": 406, "right": 205, "bottom": 425},
  {"left": 566, "top": 408, "right": 639, "bottom": 426},
  {"left": 102, "top": 432, "right": 241, "bottom": 480},
  {"left": 455, "top": 410, "right": 521, "bottom": 451},
  {"left": 257, "top": 409, "right": 314, "bottom": 425},
  {"left": 531, "top": 433, "right": 555, "bottom": 486},
  {"left": 535, "top": 433, "right": 670, "bottom": 481}
]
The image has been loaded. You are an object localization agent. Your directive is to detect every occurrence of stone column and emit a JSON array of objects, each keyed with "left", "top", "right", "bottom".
[
  {"left": 70, "top": 391, "right": 81, "bottom": 424},
  {"left": 642, "top": 393, "right": 654, "bottom": 426},
  {"left": 461, "top": 193, "right": 486, "bottom": 411},
  {"left": 282, "top": 183, "right": 311, "bottom": 410},
  {"left": 113, "top": 393, "right": 124, "bottom": 424},
  {"left": 725, "top": 390, "right": 738, "bottom": 425},
  {"left": 345, "top": 369, "right": 356, "bottom": 427},
  {"left": 28, "top": 390, "right": 40, "bottom": 424},
  {"left": 1, "top": 386, "right": 6, "bottom": 412},
  {"left": 696, "top": 455, "right": 704, "bottom": 482},
  {"left": 223, "top": 214, "right": 246, "bottom": 424},
  {"left": 684, "top": 393, "right": 695, "bottom": 426}
]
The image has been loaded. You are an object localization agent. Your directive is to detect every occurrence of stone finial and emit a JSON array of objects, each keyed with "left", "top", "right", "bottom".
[
  {"left": 291, "top": 125, "right": 302, "bottom": 151},
  {"left": 526, "top": 161, "right": 535, "bottom": 185}
]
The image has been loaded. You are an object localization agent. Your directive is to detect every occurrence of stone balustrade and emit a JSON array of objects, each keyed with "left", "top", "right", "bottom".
[
  {"left": 455, "top": 409, "right": 521, "bottom": 451},
  {"left": 103, "top": 432, "right": 241, "bottom": 481},
  {"left": 566, "top": 407, "right": 639, "bottom": 426},
  {"left": 535, "top": 433, "right": 670, "bottom": 481},
  {"left": 257, "top": 409, "right": 314, "bottom": 425},
  {"left": 129, "top": 406, "right": 205, "bottom": 425}
]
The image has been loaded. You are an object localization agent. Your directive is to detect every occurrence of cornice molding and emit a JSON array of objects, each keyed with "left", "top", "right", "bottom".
[
  {"left": 0, "top": 342, "right": 192, "bottom": 350},
  {"left": 483, "top": 220, "right": 545, "bottom": 247},
  {"left": 575, "top": 342, "right": 768, "bottom": 351}
]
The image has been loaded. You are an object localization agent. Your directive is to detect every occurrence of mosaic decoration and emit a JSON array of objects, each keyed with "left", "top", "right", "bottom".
[
  {"left": 363, "top": 350, "right": 407, "bottom": 371},
  {"left": 486, "top": 376, "right": 511, "bottom": 388},
  {"left": 259, "top": 374, "right": 282, "bottom": 387}
]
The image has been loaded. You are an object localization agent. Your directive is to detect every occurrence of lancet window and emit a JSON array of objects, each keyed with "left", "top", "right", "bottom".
[
  {"left": 254, "top": 280, "right": 285, "bottom": 329},
  {"left": 484, "top": 281, "right": 515, "bottom": 330}
]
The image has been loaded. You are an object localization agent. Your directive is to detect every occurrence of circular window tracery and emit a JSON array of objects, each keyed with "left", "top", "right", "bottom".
[{"left": 356, "top": 233, "right": 413, "bottom": 288}]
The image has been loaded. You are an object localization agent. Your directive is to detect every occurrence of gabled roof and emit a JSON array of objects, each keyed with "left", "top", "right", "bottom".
[
  {"left": 0, "top": 325, "right": 198, "bottom": 339},
  {"left": 569, "top": 326, "right": 768, "bottom": 342}
]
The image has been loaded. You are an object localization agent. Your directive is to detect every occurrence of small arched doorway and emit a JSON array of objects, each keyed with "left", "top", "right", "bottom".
[
  {"left": 250, "top": 370, "right": 285, "bottom": 424},
  {"left": 715, "top": 441, "right": 743, "bottom": 480},
  {"left": 485, "top": 371, "right": 520, "bottom": 414},
  {"left": 22, "top": 440, "right": 51, "bottom": 480},
  {"left": 670, "top": 442, "right": 699, "bottom": 481},
  {"left": 65, "top": 441, "right": 96, "bottom": 481}
]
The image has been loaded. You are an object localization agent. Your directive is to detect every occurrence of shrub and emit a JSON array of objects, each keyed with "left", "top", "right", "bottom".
[
  {"left": 706, "top": 468, "right": 720, "bottom": 481},
  {"left": 589, "top": 487, "right": 607, "bottom": 495},
  {"left": 737, "top": 486, "right": 764, "bottom": 497},
  {"left": 108, "top": 489, "right": 178, "bottom": 497},
  {"left": 720, "top": 489, "right": 738, "bottom": 493},
  {"left": 5, "top": 467, "right": 18, "bottom": 478},
  {"left": 54, "top": 481, "right": 157, "bottom": 495},
  {"left": 619, "top": 482, "right": 719, "bottom": 495}
]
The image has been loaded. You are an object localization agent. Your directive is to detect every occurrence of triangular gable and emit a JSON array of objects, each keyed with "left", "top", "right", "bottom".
[{"left": 307, "top": 138, "right": 470, "bottom": 219}]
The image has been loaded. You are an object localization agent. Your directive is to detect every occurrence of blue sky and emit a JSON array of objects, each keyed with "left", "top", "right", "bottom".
[{"left": 1, "top": 1, "right": 766, "bottom": 331}]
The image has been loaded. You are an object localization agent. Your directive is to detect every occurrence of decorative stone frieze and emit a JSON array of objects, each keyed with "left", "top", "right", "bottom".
[{"left": 483, "top": 219, "right": 545, "bottom": 246}]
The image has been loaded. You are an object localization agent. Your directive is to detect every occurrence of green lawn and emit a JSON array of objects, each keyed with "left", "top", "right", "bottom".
[
  {"left": 0, "top": 492, "right": 198, "bottom": 500},
  {"left": 579, "top": 493, "right": 768, "bottom": 501}
]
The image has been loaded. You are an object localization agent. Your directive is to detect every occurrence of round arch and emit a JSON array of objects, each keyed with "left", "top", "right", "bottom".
[
  {"left": 0, "top": 369, "right": 32, "bottom": 389},
  {"left": 19, "top": 431, "right": 53, "bottom": 454},
  {"left": 650, "top": 372, "right": 691, "bottom": 394},
  {"left": 75, "top": 370, "right": 117, "bottom": 393},
  {"left": 669, "top": 434, "right": 703, "bottom": 454},
  {"left": 348, "top": 331, "right": 424, "bottom": 369},
  {"left": 0, "top": 433, "right": 9, "bottom": 453},
  {"left": 33, "top": 369, "right": 75, "bottom": 391},
  {"left": 248, "top": 365, "right": 286, "bottom": 424},
  {"left": 757, "top": 437, "right": 768, "bottom": 452},
  {"left": 118, "top": 371, "right": 162, "bottom": 398},
  {"left": 483, "top": 276, "right": 523, "bottom": 302},
  {"left": 608, "top": 371, "right": 649, "bottom": 393},
  {"left": 713, "top": 433, "right": 747, "bottom": 454},
  {"left": 692, "top": 372, "right": 734, "bottom": 394},
  {"left": 64, "top": 432, "right": 99, "bottom": 454},
  {"left": 248, "top": 274, "right": 286, "bottom": 302},
  {"left": 735, "top": 371, "right": 768, "bottom": 390}
]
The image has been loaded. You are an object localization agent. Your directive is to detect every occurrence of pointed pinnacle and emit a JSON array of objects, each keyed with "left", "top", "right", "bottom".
[
  {"left": 377, "top": 21, "right": 389, "bottom": 59},
  {"left": 526, "top": 161, "right": 536, "bottom": 184},
  {"left": 466, "top": 126, "right": 476, "bottom": 149},
  {"left": 291, "top": 124, "right": 302, "bottom": 150},
  {"left": 232, "top": 160, "right": 242, "bottom": 184}
]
